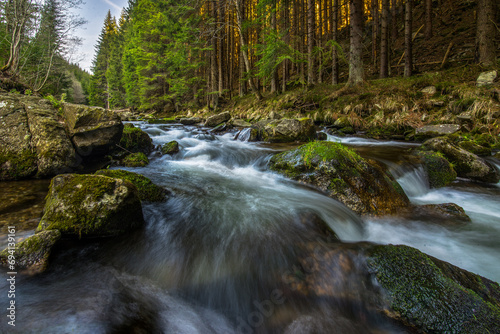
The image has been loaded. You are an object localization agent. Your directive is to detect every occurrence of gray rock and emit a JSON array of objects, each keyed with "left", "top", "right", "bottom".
[
  {"left": 421, "top": 86, "right": 437, "bottom": 95},
  {"left": 205, "top": 111, "right": 231, "bottom": 127},
  {"left": 0, "top": 230, "right": 61, "bottom": 274},
  {"left": 63, "top": 103, "right": 123, "bottom": 157},
  {"left": 415, "top": 124, "right": 460, "bottom": 136},
  {"left": 180, "top": 117, "right": 202, "bottom": 125},
  {"left": 261, "top": 118, "right": 316, "bottom": 143},
  {"left": 477, "top": 70, "right": 497, "bottom": 87},
  {"left": 232, "top": 119, "right": 252, "bottom": 127},
  {"left": 37, "top": 174, "right": 144, "bottom": 238}
]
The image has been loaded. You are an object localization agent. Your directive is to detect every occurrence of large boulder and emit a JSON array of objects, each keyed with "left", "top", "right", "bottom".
[
  {"left": 269, "top": 141, "right": 410, "bottom": 215},
  {"left": 95, "top": 169, "right": 168, "bottom": 202},
  {"left": 0, "top": 230, "right": 61, "bottom": 274},
  {"left": 161, "top": 140, "right": 180, "bottom": 155},
  {"left": 24, "top": 97, "right": 78, "bottom": 177},
  {"left": 417, "top": 150, "right": 457, "bottom": 188},
  {"left": 205, "top": 111, "right": 231, "bottom": 127},
  {"left": 63, "top": 103, "right": 123, "bottom": 157},
  {"left": 119, "top": 123, "right": 154, "bottom": 155},
  {"left": 0, "top": 94, "right": 37, "bottom": 180},
  {"left": 36, "top": 174, "right": 144, "bottom": 238},
  {"left": 421, "top": 137, "right": 499, "bottom": 183},
  {"left": 261, "top": 118, "right": 316, "bottom": 143},
  {"left": 289, "top": 243, "right": 500, "bottom": 334}
]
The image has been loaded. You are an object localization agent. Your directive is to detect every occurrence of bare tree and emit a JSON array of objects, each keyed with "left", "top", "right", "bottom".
[
  {"left": 307, "top": 0, "right": 315, "bottom": 85},
  {"left": 380, "top": 0, "right": 389, "bottom": 78},
  {"left": 424, "top": 0, "right": 432, "bottom": 39},
  {"left": 404, "top": 0, "right": 412, "bottom": 77},
  {"left": 476, "top": 0, "right": 496, "bottom": 66},
  {"left": 347, "top": 0, "right": 364, "bottom": 86}
]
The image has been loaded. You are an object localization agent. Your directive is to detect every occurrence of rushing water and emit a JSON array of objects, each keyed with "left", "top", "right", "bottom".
[{"left": 0, "top": 124, "right": 499, "bottom": 333}]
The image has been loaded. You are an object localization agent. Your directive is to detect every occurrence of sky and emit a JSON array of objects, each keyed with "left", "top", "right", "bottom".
[{"left": 70, "top": 0, "right": 129, "bottom": 73}]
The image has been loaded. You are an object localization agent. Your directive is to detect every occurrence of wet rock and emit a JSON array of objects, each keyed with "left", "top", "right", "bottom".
[
  {"left": 232, "top": 119, "right": 252, "bottom": 127},
  {"left": 205, "top": 111, "right": 231, "bottom": 127},
  {"left": 95, "top": 169, "right": 168, "bottom": 202},
  {"left": 0, "top": 94, "right": 37, "bottom": 180},
  {"left": 0, "top": 230, "right": 61, "bottom": 274},
  {"left": 421, "top": 137, "right": 499, "bottom": 183},
  {"left": 415, "top": 124, "right": 460, "bottom": 138},
  {"left": 417, "top": 150, "right": 457, "bottom": 188},
  {"left": 269, "top": 141, "right": 410, "bottom": 215},
  {"left": 180, "top": 117, "right": 202, "bottom": 125},
  {"left": 316, "top": 132, "right": 328, "bottom": 141},
  {"left": 161, "top": 140, "right": 180, "bottom": 155},
  {"left": 402, "top": 203, "right": 471, "bottom": 225},
  {"left": 261, "top": 118, "right": 316, "bottom": 143},
  {"left": 119, "top": 123, "right": 154, "bottom": 155},
  {"left": 24, "top": 97, "right": 78, "bottom": 177},
  {"left": 234, "top": 128, "right": 259, "bottom": 142},
  {"left": 121, "top": 152, "right": 149, "bottom": 167},
  {"left": 477, "top": 70, "right": 497, "bottom": 87},
  {"left": 36, "top": 174, "right": 144, "bottom": 238},
  {"left": 63, "top": 103, "right": 123, "bottom": 157},
  {"left": 458, "top": 140, "right": 492, "bottom": 156}
]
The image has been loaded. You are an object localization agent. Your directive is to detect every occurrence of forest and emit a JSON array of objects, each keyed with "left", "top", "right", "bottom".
[{"left": 0, "top": 0, "right": 498, "bottom": 112}]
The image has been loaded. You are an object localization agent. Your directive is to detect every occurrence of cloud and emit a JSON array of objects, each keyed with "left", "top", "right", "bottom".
[{"left": 103, "top": 0, "right": 121, "bottom": 11}]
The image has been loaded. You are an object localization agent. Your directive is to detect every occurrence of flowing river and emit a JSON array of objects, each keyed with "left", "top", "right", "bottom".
[{"left": 0, "top": 122, "right": 499, "bottom": 333}]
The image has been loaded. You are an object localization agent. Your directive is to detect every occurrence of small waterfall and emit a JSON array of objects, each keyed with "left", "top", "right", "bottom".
[
  {"left": 234, "top": 128, "right": 252, "bottom": 142},
  {"left": 394, "top": 165, "right": 430, "bottom": 198}
]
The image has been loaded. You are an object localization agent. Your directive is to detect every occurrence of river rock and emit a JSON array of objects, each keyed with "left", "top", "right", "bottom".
[
  {"left": 205, "top": 111, "right": 231, "bottom": 127},
  {"left": 417, "top": 150, "right": 457, "bottom": 188},
  {"left": 477, "top": 70, "right": 497, "bottom": 87},
  {"left": 290, "top": 242, "right": 500, "bottom": 334},
  {"left": 24, "top": 97, "right": 78, "bottom": 177},
  {"left": 0, "top": 94, "right": 37, "bottom": 180},
  {"left": 119, "top": 123, "right": 154, "bottom": 155},
  {"left": 63, "top": 103, "right": 123, "bottom": 157},
  {"left": 402, "top": 203, "right": 471, "bottom": 226},
  {"left": 180, "top": 117, "right": 202, "bottom": 125},
  {"left": 36, "top": 174, "right": 144, "bottom": 238},
  {"left": 421, "top": 137, "right": 499, "bottom": 183},
  {"left": 96, "top": 169, "right": 169, "bottom": 202},
  {"left": 269, "top": 141, "right": 410, "bottom": 215},
  {"left": 0, "top": 230, "right": 61, "bottom": 274},
  {"left": 232, "top": 119, "right": 252, "bottom": 127},
  {"left": 415, "top": 124, "right": 460, "bottom": 138},
  {"left": 121, "top": 152, "right": 149, "bottom": 167},
  {"left": 261, "top": 118, "right": 316, "bottom": 143},
  {"left": 161, "top": 140, "right": 180, "bottom": 155}
]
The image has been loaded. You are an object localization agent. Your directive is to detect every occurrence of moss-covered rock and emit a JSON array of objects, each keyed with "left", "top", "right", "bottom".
[
  {"left": 367, "top": 244, "right": 500, "bottom": 333},
  {"left": 417, "top": 150, "right": 457, "bottom": 188},
  {"left": 205, "top": 111, "right": 231, "bottom": 127},
  {"left": 119, "top": 123, "right": 154, "bottom": 155},
  {"left": 458, "top": 140, "right": 492, "bottom": 156},
  {"left": 261, "top": 118, "right": 316, "bottom": 143},
  {"left": 95, "top": 169, "right": 168, "bottom": 202},
  {"left": 121, "top": 152, "right": 149, "bottom": 167},
  {"left": 36, "top": 174, "right": 144, "bottom": 238},
  {"left": 63, "top": 103, "right": 123, "bottom": 157},
  {"left": 161, "top": 141, "right": 180, "bottom": 155},
  {"left": 0, "top": 230, "right": 61, "bottom": 274},
  {"left": 269, "top": 141, "right": 410, "bottom": 215},
  {"left": 421, "top": 137, "right": 499, "bottom": 183}
]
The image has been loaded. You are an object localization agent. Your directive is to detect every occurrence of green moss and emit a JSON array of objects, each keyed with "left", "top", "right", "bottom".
[
  {"left": 122, "top": 152, "right": 149, "bottom": 167},
  {"left": 418, "top": 150, "right": 457, "bottom": 188},
  {"left": 0, "top": 149, "right": 37, "bottom": 180},
  {"left": 95, "top": 169, "right": 167, "bottom": 202},
  {"left": 367, "top": 245, "right": 500, "bottom": 333},
  {"left": 120, "top": 124, "right": 153, "bottom": 154},
  {"left": 161, "top": 141, "right": 180, "bottom": 155}
]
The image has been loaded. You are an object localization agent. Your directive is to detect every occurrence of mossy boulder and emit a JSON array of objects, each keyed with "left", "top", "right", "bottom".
[
  {"left": 458, "top": 140, "right": 492, "bottom": 156},
  {"left": 205, "top": 111, "right": 231, "bottom": 127},
  {"left": 95, "top": 169, "right": 168, "bottom": 202},
  {"left": 417, "top": 150, "right": 457, "bottom": 188},
  {"left": 119, "top": 123, "right": 154, "bottom": 155},
  {"left": 421, "top": 137, "right": 499, "bottom": 183},
  {"left": 161, "top": 141, "right": 180, "bottom": 155},
  {"left": 179, "top": 117, "right": 202, "bottom": 125},
  {"left": 367, "top": 244, "right": 500, "bottom": 333},
  {"left": 36, "top": 174, "right": 144, "bottom": 238},
  {"left": 0, "top": 230, "right": 61, "bottom": 274},
  {"left": 121, "top": 152, "right": 149, "bottom": 167},
  {"left": 63, "top": 103, "right": 123, "bottom": 157},
  {"left": 269, "top": 141, "right": 410, "bottom": 215},
  {"left": 261, "top": 118, "right": 316, "bottom": 143},
  {"left": 401, "top": 203, "right": 471, "bottom": 226}
]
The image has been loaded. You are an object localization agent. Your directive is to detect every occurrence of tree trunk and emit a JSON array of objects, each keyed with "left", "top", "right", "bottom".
[
  {"left": 282, "top": 0, "right": 290, "bottom": 92},
  {"left": 372, "top": 0, "right": 379, "bottom": 68},
  {"left": 218, "top": 2, "right": 224, "bottom": 97},
  {"left": 307, "top": 0, "right": 315, "bottom": 85},
  {"left": 391, "top": 0, "right": 398, "bottom": 41},
  {"left": 380, "top": 0, "right": 389, "bottom": 78},
  {"left": 239, "top": 0, "right": 247, "bottom": 97},
  {"left": 347, "top": 0, "right": 364, "bottom": 86},
  {"left": 476, "top": 0, "right": 496, "bottom": 66},
  {"left": 332, "top": 0, "right": 339, "bottom": 84},
  {"left": 404, "top": 0, "right": 413, "bottom": 77},
  {"left": 425, "top": 0, "right": 432, "bottom": 39},
  {"left": 271, "top": 1, "right": 278, "bottom": 93},
  {"left": 210, "top": 0, "right": 218, "bottom": 106}
]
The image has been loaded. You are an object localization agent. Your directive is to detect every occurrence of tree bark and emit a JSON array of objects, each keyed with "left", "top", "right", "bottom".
[
  {"left": 391, "top": 0, "right": 398, "bottom": 41},
  {"left": 371, "top": 0, "right": 379, "bottom": 68},
  {"left": 210, "top": 0, "right": 218, "bottom": 106},
  {"left": 424, "top": 0, "right": 432, "bottom": 39},
  {"left": 476, "top": 0, "right": 496, "bottom": 66},
  {"left": 271, "top": 0, "right": 278, "bottom": 93},
  {"left": 404, "top": 0, "right": 413, "bottom": 77},
  {"left": 380, "top": 0, "right": 389, "bottom": 78},
  {"left": 347, "top": 0, "right": 364, "bottom": 86},
  {"left": 239, "top": 0, "right": 247, "bottom": 96},
  {"left": 307, "top": 0, "right": 315, "bottom": 85},
  {"left": 332, "top": 0, "right": 339, "bottom": 84}
]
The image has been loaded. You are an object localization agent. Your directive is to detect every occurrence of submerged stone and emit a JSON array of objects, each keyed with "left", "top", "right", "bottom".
[
  {"left": 269, "top": 141, "right": 409, "bottom": 215},
  {"left": 37, "top": 174, "right": 144, "bottom": 238}
]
